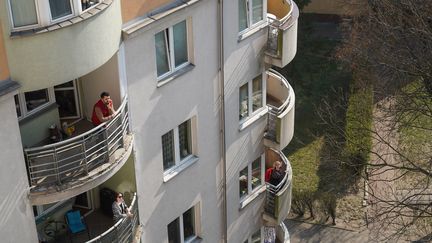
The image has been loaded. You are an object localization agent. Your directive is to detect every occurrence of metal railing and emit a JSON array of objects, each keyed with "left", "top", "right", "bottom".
[
  {"left": 24, "top": 97, "right": 130, "bottom": 189},
  {"left": 264, "top": 149, "right": 293, "bottom": 223},
  {"left": 86, "top": 193, "right": 140, "bottom": 243},
  {"left": 267, "top": 0, "right": 294, "bottom": 57},
  {"left": 265, "top": 69, "right": 293, "bottom": 144}
]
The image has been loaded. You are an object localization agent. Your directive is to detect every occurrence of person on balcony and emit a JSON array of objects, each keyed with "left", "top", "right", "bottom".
[
  {"left": 112, "top": 192, "right": 133, "bottom": 222},
  {"left": 265, "top": 161, "right": 285, "bottom": 187},
  {"left": 91, "top": 91, "right": 116, "bottom": 126}
]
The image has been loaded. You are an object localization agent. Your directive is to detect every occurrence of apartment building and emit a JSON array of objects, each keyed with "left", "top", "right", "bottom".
[{"left": 0, "top": 0, "right": 298, "bottom": 242}]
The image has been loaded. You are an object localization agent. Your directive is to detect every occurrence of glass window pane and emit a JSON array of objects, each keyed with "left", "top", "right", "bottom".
[
  {"left": 252, "top": 75, "right": 262, "bottom": 112},
  {"left": 14, "top": 95, "right": 21, "bottom": 117},
  {"left": 239, "top": 83, "right": 249, "bottom": 120},
  {"left": 183, "top": 208, "right": 195, "bottom": 240},
  {"left": 25, "top": 89, "right": 49, "bottom": 112},
  {"left": 10, "top": 0, "right": 38, "bottom": 27},
  {"left": 54, "top": 80, "right": 74, "bottom": 88},
  {"left": 162, "top": 130, "right": 175, "bottom": 170},
  {"left": 251, "top": 157, "right": 262, "bottom": 191},
  {"left": 167, "top": 218, "right": 181, "bottom": 243},
  {"left": 178, "top": 120, "right": 191, "bottom": 160},
  {"left": 251, "top": 229, "right": 261, "bottom": 243},
  {"left": 238, "top": 0, "right": 248, "bottom": 31},
  {"left": 155, "top": 30, "right": 170, "bottom": 77},
  {"left": 252, "top": 0, "right": 263, "bottom": 24},
  {"left": 239, "top": 166, "right": 248, "bottom": 198},
  {"left": 173, "top": 21, "right": 188, "bottom": 68},
  {"left": 49, "top": 0, "right": 72, "bottom": 20},
  {"left": 55, "top": 90, "right": 78, "bottom": 118}
]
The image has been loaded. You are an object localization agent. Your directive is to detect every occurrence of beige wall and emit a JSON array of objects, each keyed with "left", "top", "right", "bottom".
[
  {"left": 100, "top": 156, "right": 137, "bottom": 199},
  {"left": 303, "top": 0, "right": 351, "bottom": 15},
  {"left": 121, "top": 0, "right": 173, "bottom": 23},
  {"left": 0, "top": 20, "right": 9, "bottom": 80}
]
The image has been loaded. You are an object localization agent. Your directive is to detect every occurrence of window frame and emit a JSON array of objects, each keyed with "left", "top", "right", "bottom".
[
  {"left": 238, "top": 0, "right": 267, "bottom": 35},
  {"left": 239, "top": 73, "right": 267, "bottom": 124},
  {"left": 155, "top": 19, "right": 191, "bottom": 81},
  {"left": 239, "top": 154, "right": 265, "bottom": 202},
  {"left": 162, "top": 118, "right": 197, "bottom": 181},
  {"left": 7, "top": 0, "right": 102, "bottom": 31},
  {"left": 167, "top": 204, "right": 200, "bottom": 243},
  {"left": 14, "top": 88, "right": 56, "bottom": 120}
]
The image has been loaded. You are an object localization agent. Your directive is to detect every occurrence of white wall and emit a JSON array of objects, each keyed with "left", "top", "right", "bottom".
[
  {"left": 124, "top": 0, "right": 222, "bottom": 242},
  {"left": 0, "top": 91, "right": 38, "bottom": 243},
  {"left": 223, "top": 0, "right": 270, "bottom": 242}
]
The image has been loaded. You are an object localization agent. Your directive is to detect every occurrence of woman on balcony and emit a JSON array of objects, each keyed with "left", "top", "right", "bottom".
[
  {"left": 112, "top": 192, "right": 133, "bottom": 222},
  {"left": 265, "top": 161, "right": 285, "bottom": 188}
]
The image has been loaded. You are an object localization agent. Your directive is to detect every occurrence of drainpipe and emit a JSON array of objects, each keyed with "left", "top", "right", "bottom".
[{"left": 217, "top": 0, "right": 227, "bottom": 242}]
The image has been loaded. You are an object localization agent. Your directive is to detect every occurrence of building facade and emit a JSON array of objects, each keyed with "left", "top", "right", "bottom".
[{"left": 0, "top": 0, "right": 298, "bottom": 242}]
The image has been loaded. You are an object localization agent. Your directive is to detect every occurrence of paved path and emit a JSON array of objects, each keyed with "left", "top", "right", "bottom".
[{"left": 285, "top": 219, "right": 370, "bottom": 243}]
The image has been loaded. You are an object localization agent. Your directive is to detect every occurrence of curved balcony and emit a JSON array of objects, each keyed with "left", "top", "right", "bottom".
[
  {"left": 264, "top": 69, "right": 295, "bottom": 151},
  {"left": 25, "top": 98, "right": 132, "bottom": 205},
  {"left": 263, "top": 148, "right": 293, "bottom": 226},
  {"left": 265, "top": 0, "right": 299, "bottom": 68},
  {"left": 4, "top": 0, "right": 122, "bottom": 92},
  {"left": 86, "top": 193, "right": 141, "bottom": 243}
]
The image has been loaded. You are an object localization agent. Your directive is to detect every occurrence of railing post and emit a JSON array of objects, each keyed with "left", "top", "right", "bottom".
[
  {"left": 82, "top": 136, "right": 89, "bottom": 175},
  {"left": 53, "top": 147, "right": 61, "bottom": 185},
  {"left": 103, "top": 127, "right": 110, "bottom": 160}
]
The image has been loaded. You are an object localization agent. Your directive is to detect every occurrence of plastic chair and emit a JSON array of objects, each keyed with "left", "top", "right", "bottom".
[{"left": 65, "top": 210, "right": 90, "bottom": 242}]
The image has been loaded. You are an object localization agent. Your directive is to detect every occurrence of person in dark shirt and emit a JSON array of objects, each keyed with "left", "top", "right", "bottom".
[
  {"left": 265, "top": 161, "right": 285, "bottom": 187},
  {"left": 112, "top": 192, "right": 133, "bottom": 222}
]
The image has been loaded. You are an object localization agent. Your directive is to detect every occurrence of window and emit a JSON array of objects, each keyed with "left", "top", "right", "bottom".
[
  {"left": 239, "top": 74, "right": 266, "bottom": 121},
  {"left": 8, "top": 0, "right": 102, "bottom": 30},
  {"left": 239, "top": 0, "right": 266, "bottom": 32},
  {"left": 168, "top": 205, "right": 199, "bottom": 243},
  {"left": 162, "top": 119, "right": 194, "bottom": 172},
  {"left": 155, "top": 20, "right": 190, "bottom": 79},
  {"left": 239, "top": 155, "right": 265, "bottom": 200},
  {"left": 244, "top": 229, "right": 262, "bottom": 243},
  {"left": 14, "top": 88, "right": 55, "bottom": 119}
]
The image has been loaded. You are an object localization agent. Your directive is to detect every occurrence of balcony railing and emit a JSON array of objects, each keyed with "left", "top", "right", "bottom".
[
  {"left": 264, "top": 222, "right": 290, "bottom": 243},
  {"left": 265, "top": 69, "right": 295, "bottom": 150},
  {"left": 86, "top": 193, "right": 141, "bottom": 243},
  {"left": 264, "top": 149, "right": 293, "bottom": 225},
  {"left": 24, "top": 97, "right": 130, "bottom": 192},
  {"left": 266, "top": 0, "right": 299, "bottom": 68}
]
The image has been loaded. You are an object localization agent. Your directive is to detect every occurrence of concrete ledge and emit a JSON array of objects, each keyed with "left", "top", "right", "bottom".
[{"left": 0, "top": 79, "right": 20, "bottom": 97}]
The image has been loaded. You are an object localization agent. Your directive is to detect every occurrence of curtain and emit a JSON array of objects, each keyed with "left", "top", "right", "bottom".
[
  {"left": 238, "top": 0, "right": 248, "bottom": 31},
  {"left": 10, "top": 0, "right": 38, "bottom": 27},
  {"left": 49, "top": 0, "right": 72, "bottom": 20},
  {"left": 252, "top": 0, "right": 263, "bottom": 24}
]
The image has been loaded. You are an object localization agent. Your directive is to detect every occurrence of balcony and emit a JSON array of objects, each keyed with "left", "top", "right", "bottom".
[
  {"left": 4, "top": 0, "right": 122, "bottom": 92},
  {"left": 263, "top": 148, "right": 292, "bottom": 226},
  {"left": 265, "top": 0, "right": 299, "bottom": 68},
  {"left": 25, "top": 98, "right": 133, "bottom": 205},
  {"left": 264, "top": 69, "right": 295, "bottom": 151}
]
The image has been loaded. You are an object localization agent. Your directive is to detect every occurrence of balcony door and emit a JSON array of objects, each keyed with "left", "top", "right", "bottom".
[{"left": 54, "top": 80, "right": 81, "bottom": 120}]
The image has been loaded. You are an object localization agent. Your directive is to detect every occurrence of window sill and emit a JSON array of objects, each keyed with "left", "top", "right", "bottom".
[
  {"left": 185, "top": 236, "right": 202, "bottom": 243},
  {"left": 239, "top": 107, "right": 268, "bottom": 131},
  {"left": 238, "top": 20, "right": 268, "bottom": 42},
  {"left": 157, "top": 63, "right": 195, "bottom": 88},
  {"left": 239, "top": 185, "right": 266, "bottom": 210},
  {"left": 163, "top": 155, "right": 199, "bottom": 182}
]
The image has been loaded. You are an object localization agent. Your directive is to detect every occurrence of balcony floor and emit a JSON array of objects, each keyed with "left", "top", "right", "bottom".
[{"left": 52, "top": 209, "right": 113, "bottom": 243}]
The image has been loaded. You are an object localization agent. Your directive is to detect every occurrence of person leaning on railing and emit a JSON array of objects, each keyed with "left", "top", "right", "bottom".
[
  {"left": 112, "top": 192, "right": 133, "bottom": 223},
  {"left": 265, "top": 161, "right": 285, "bottom": 188},
  {"left": 91, "top": 91, "right": 117, "bottom": 126}
]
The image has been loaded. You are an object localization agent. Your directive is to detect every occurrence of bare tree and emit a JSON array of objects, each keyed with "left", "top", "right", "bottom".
[{"left": 320, "top": 0, "right": 432, "bottom": 240}]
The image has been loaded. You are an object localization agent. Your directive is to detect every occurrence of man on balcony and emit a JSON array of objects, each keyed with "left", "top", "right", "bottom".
[{"left": 92, "top": 91, "right": 116, "bottom": 126}]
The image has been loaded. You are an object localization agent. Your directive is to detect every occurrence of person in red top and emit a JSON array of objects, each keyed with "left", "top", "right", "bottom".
[
  {"left": 92, "top": 92, "right": 116, "bottom": 126},
  {"left": 265, "top": 161, "right": 285, "bottom": 187}
]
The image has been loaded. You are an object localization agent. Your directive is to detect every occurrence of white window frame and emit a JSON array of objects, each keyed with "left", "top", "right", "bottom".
[
  {"left": 238, "top": 0, "right": 267, "bottom": 36},
  {"left": 168, "top": 204, "right": 201, "bottom": 243},
  {"left": 155, "top": 19, "right": 192, "bottom": 81},
  {"left": 162, "top": 118, "right": 198, "bottom": 181},
  {"left": 239, "top": 73, "right": 267, "bottom": 125},
  {"left": 239, "top": 154, "right": 265, "bottom": 205},
  {"left": 15, "top": 88, "right": 56, "bottom": 120},
  {"left": 7, "top": 0, "right": 102, "bottom": 31},
  {"left": 244, "top": 228, "right": 263, "bottom": 243},
  {"left": 54, "top": 79, "right": 81, "bottom": 119}
]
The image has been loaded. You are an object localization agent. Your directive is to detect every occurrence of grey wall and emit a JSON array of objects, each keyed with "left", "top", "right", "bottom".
[
  {"left": 0, "top": 92, "right": 38, "bottom": 243},
  {"left": 124, "top": 0, "right": 222, "bottom": 242}
]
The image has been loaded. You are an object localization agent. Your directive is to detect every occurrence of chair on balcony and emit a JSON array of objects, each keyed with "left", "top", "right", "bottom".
[{"left": 65, "top": 210, "right": 90, "bottom": 243}]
